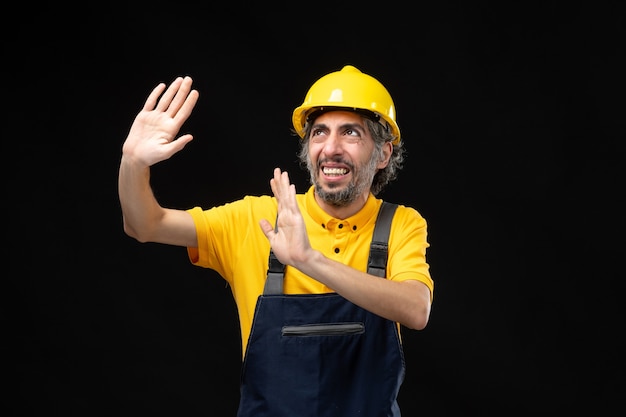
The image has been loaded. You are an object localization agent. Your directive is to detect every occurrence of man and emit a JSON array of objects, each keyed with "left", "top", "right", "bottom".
[{"left": 118, "top": 65, "right": 434, "bottom": 416}]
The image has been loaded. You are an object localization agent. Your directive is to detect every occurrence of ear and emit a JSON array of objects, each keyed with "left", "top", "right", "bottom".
[{"left": 377, "top": 141, "right": 393, "bottom": 169}]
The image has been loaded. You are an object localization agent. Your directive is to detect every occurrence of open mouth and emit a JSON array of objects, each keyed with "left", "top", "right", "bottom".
[{"left": 322, "top": 166, "right": 349, "bottom": 176}]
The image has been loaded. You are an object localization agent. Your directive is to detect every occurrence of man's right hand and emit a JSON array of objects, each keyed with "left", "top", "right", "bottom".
[
  {"left": 118, "top": 76, "right": 200, "bottom": 247},
  {"left": 122, "top": 76, "right": 199, "bottom": 167}
]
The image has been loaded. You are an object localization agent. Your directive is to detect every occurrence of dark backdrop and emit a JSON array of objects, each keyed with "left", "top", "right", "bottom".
[{"left": 6, "top": 2, "right": 625, "bottom": 416}]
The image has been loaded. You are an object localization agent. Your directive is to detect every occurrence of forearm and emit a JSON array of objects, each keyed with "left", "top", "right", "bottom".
[
  {"left": 294, "top": 251, "right": 431, "bottom": 330},
  {"left": 118, "top": 155, "right": 165, "bottom": 242}
]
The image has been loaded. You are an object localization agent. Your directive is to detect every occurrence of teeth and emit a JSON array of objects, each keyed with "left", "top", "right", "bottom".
[{"left": 323, "top": 167, "right": 347, "bottom": 175}]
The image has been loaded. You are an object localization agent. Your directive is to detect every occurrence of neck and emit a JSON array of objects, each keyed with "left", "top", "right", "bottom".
[{"left": 314, "top": 191, "right": 370, "bottom": 220}]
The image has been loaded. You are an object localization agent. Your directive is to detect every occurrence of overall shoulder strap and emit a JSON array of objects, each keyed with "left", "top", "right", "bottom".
[
  {"left": 263, "top": 201, "right": 398, "bottom": 295},
  {"left": 263, "top": 213, "right": 285, "bottom": 295},
  {"left": 263, "top": 250, "right": 285, "bottom": 295},
  {"left": 367, "top": 201, "right": 398, "bottom": 278}
]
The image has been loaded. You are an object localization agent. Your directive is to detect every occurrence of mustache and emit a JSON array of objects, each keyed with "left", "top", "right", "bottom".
[{"left": 317, "top": 158, "right": 354, "bottom": 170}]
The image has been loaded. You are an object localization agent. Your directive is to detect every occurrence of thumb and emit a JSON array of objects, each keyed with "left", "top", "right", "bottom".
[{"left": 259, "top": 219, "right": 275, "bottom": 239}]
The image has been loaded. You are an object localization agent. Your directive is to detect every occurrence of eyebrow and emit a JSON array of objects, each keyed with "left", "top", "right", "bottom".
[{"left": 311, "top": 122, "right": 366, "bottom": 134}]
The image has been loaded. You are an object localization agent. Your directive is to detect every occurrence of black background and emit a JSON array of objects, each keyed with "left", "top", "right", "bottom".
[{"left": 6, "top": 2, "right": 625, "bottom": 416}]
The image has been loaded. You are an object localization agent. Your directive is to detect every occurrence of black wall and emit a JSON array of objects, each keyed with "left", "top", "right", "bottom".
[{"left": 6, "top": 2, "right": 625, "bottom": 416}]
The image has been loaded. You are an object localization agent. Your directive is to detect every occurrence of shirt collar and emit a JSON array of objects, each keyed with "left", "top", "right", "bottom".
[{"left": 303, "top": 185, "right": 381, "bottom": 232}]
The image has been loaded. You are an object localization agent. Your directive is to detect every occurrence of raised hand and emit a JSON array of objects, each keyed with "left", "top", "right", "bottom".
[
  {"left": 259, "top": 168, "right": 314, "bottom": 269},
  {"left": 122, "top": 76, "right": 199, "bottom": 167}
]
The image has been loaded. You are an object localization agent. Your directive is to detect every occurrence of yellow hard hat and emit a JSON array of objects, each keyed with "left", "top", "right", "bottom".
[{"left": 292, "top": 65, "right": 400, "bottom": 143}]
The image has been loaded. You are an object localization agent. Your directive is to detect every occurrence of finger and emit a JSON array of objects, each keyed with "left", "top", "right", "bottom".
[
  {"left": 259, "top": 219, "right": 276, "bottom": 239},
  {"left": 288, "top": 183, "right": 296, "bottom": 200},
  {"left": 276, "top": 170, "right": 292, "bottom": 201},
  {"left": 280, "top": 170, "right": 291, "bottom": 188},
  {"left": 173, "top": 88, "right": 199, "bottom": 124},
  {"left": 279, "top": 171, "right": 296, "bottom": 204},
  {"left": 269, "top": 168, "right": 281, "bottom": 198},
  {"left": 155, "top": 77, "right": 184, "bottom": 112},
  {"left": 274, "top": 167, "right": 282, "bottom": 182},
  {"left": 143, "top": 83, "right": 167, "bottom": 111},
  {"left": 165, "top": 133, "right": 194, "bottom": 153},
  {"left": 167, "top": 76, "right": 196, "bottom": 117}
]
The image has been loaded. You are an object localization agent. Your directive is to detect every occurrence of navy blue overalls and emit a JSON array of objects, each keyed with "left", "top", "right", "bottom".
[{"left": 237, "top": 202, "right": 405, "bottom": 417}]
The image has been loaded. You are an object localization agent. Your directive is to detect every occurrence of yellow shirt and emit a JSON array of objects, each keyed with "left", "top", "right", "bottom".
[{"left": 187, "top": 186, "right": 433, "bottom": 356}]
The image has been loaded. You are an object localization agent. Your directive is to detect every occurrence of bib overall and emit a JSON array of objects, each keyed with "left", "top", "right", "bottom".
[{"left": 237, "top": 203, "right": 405, "bottom": 417}]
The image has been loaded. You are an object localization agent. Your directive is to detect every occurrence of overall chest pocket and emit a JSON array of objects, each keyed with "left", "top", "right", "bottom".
[{"left": 281, "top": 322, "right": 365, "bottom": 337}]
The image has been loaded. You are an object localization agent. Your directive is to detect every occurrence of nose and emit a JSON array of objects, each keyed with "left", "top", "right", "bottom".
[{"left": 321, "top": 132, "right": 343, "bottom": 156}]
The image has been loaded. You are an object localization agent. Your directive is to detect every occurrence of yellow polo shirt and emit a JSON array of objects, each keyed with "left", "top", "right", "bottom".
[{"left": 187, "top": 185, "right": 433, "bottom": 356}]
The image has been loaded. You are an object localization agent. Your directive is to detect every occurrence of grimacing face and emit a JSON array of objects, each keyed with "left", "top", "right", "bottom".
[{"left": 304, "top": 111, "right": 385, "bottom": 207}]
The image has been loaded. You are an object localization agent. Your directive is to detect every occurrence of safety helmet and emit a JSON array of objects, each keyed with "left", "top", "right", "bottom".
[{"left": 292, "top": 65, "right": 401, "bottom": 144}]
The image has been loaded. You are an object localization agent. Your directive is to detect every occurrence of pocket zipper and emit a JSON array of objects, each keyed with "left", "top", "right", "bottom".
[{"left": 281, "top": 322, "right": 365, "bottom": 337}]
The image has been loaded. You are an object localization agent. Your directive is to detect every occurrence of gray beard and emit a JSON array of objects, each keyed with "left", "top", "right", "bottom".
[
  {"left": 314, "top": 181, "right": 360, "bottom": 206},
  {"left": 308, "top": 157, "right": 378, "bottom": 207}
]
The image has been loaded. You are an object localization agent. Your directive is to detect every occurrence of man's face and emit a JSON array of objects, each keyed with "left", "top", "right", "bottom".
[{"left": 306, "top": 111, "right": 382, "bottom": 206}]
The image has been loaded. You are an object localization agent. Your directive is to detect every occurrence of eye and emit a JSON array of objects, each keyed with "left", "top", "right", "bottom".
[
  {"left": 310, "top": 128, "right": 327, "bottom": 142},
  {"left": 342, "top": 128, "right": 362, "bottom": 143}
]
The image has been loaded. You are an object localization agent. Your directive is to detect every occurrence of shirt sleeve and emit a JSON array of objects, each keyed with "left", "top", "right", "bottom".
[{"left": 388, "top": 205, "right": 434, "bottom": 300}]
